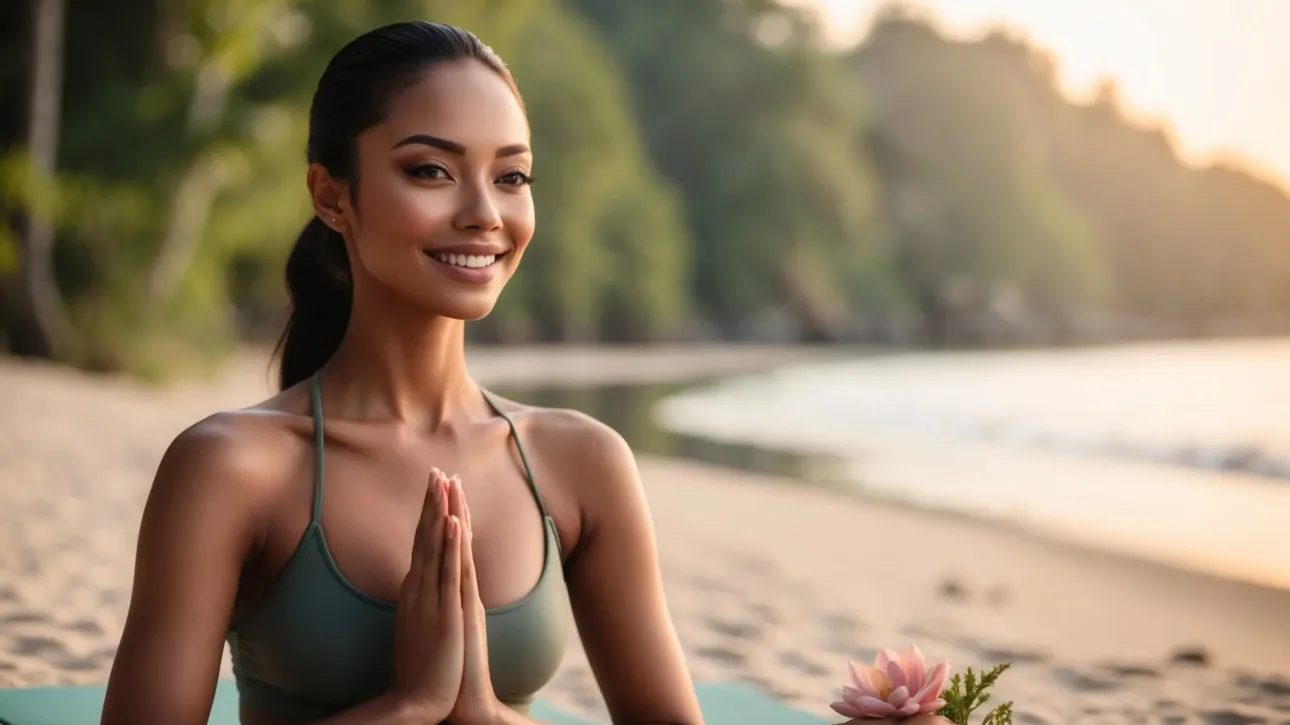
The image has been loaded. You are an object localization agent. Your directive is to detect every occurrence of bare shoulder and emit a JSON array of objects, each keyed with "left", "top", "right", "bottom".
[
  {"left": 486, "top": 394, "right": 647, "bottom": 555},
  {"left": 490, "top": 395, "right": 638, "bottom": 492},
  {"left": 149, "top": 395, "right": 312, "bottom": 517}
]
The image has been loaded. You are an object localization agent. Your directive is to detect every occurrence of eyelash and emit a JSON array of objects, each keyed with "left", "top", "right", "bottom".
[{"left": 404, "top": 164, "right": 534, "bottom": 187}]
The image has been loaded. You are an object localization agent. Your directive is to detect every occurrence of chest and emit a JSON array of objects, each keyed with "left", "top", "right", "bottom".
[
  {"left": 229, "top": 521, "right": 571, "bottom": 712},
  {"left": 253, "top": 420, "right": 551, "bottom": 615}
]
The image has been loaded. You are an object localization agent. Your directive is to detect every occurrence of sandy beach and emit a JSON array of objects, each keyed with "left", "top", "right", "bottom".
[{"left": 2, "top": 346, "right": 1290, "bottom": 724}]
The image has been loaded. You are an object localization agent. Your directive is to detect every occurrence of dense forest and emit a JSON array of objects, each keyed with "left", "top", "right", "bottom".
[{"left": 3, "top": 0, "right": 1290, "bottom": 377}]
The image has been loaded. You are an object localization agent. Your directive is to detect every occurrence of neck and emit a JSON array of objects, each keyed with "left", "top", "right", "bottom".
[{"left": 322, "top": 286, "right": 483, "bottom": 429}]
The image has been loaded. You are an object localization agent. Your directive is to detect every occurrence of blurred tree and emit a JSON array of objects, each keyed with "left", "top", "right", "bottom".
[
  {"left": 0, "top": 0, "right": 692, "bottom": 375},
  {"left": 3, "top": 0, "right": 73, "bottom": 359},
  {"left": 6, "top": 0, "right": 1290, "bottom": 375},
  {"left": 854, "top": 10, "right": 1105, "bottom": 345},
  {"left": 571, "top": 0, "right": 881, "bottom": 341}
]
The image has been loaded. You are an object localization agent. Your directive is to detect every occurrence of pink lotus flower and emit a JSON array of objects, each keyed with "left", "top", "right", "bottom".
[{"left": 831, "top": 646, "right": 950, "bottom": 719}]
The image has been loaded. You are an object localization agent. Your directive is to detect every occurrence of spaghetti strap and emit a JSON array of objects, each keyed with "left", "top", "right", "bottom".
[
  {"left": 309, "top": 373, "right": 326, "bottom": 525},
  {"left": 480, "top": 389, "right": 551, "bottom": 520}
]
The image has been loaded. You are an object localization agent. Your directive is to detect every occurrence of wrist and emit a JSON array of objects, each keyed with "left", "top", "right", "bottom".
[
  {"left": 455, "top": 697, "right": 509, "bottom": 725},
  {"left": 381, "top": 691, "right": 451, "bottom": 724}
]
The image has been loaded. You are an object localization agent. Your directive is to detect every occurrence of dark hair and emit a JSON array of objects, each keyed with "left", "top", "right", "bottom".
[{"left": 274, "top": 21, "right": 518, "bottom": 391}]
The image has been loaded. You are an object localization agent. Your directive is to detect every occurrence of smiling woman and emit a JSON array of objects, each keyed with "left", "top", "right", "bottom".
[{"left": 97, "top": 21, "right": 704, "bottom": 725}]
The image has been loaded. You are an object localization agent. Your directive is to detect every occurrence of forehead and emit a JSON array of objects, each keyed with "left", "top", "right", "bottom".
[{"left": 376, "top": 59, "right": 529, "bottom": 149}]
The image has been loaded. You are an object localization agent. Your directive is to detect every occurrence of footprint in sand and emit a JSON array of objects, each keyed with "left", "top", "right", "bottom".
[
  {"left": 775, "top": 650, "right": 831, "bottom": 678},
  {"left": 972, "top": 644, "right": 1052, "bottom": 665},
  {"left": 694, "top": 645, "right": 747, "bottom": 667},
  {"left": 0, "top": 611, "right": 51, "bottom": 626},
  {"left": 66, "top": 618, "right": 104, "bottom": 637},
  {"left": 1053, "top": 666, "right": 1122, "bottom": 693},
  {"left": 1099, "top": 662, "right": 1161, "bottom": 679},
  {"left": 700, "top": 615, "right": 762, "bottom": 641},
  {"left": 1200, "top": 710, "right": 1267, "bottom": 724},
  {"left": 11, "top": 636, "right": 67, "bottom": 658},
  {"left": 685, "top": 573, "right": 738, "bottom": 596},
  {"left": 1235, "top": 673, "right": 1290, "bottom": 698}
]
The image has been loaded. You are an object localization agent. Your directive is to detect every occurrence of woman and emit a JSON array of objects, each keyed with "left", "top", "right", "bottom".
[
  {"left": 99, "top": 19, "right": 950, "bottom": 725},
  {"left": 101, "top": 21, "right": 702, "bottom": 725}
]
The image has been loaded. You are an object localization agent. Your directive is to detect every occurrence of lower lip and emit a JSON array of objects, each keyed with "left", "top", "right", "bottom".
[{"left": 426, "top": 254, "right": 504, "bottom": 285}]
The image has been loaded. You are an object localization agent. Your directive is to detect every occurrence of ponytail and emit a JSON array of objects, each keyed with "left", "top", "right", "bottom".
[
  {"left": 274, "top": 216, "right": 352, "bottom": 391},
  {"left": 274, "top": 20, "right": 516, "bottom": 390}
]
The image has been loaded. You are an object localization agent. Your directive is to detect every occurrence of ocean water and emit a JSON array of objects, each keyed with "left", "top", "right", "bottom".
[{"left": 655, "top": 338, "right": 1290, "bottom": 591}]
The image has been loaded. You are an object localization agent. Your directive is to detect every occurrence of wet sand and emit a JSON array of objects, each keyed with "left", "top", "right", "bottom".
[{"left": 2, "top": 347, "right": 1288, "bottom": 724}]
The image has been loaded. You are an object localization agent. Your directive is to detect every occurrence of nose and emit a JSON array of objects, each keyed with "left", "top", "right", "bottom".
[{"left": 452, "top": 180, "right": 503, "bottom": 232}]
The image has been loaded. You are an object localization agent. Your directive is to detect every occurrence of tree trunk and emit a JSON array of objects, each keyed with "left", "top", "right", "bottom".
[{"left": 11, "top": 0, "right": 72, "bottom": 358}]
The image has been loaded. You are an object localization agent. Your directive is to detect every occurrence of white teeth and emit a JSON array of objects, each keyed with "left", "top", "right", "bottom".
[{"left": 431, "top": 252, "right": 498, "bottom": 269}]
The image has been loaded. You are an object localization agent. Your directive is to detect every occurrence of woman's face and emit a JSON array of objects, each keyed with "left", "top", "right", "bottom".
[{"left": 341, "top": 59, "right": 534, "bottom": 321}]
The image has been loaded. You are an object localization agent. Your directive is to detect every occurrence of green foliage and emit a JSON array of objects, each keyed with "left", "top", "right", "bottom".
[
  {"left": 573, "top": 0, "right": 880, "bottom": 335},
  {"left": 7, "top": 0, "right": 1290, "bottom": 375},
  {"left": 939, "top": 662, "right": 1013, "bottom": 725}
]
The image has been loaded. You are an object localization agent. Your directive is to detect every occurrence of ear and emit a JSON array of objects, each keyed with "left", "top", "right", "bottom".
[{"left": 307, "top": 163, "right": 352, "bottom": 233}]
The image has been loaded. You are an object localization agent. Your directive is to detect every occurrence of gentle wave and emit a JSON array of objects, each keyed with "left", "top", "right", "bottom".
[{"left": 655, "top": 338, "right": 1290, "bottom": 590}]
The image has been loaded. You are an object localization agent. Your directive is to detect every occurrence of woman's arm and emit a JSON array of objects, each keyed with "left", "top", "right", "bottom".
[
  {"left": 553, "top": 414, "right": 704, "bottom": 725},
  {"left": 101, "top": 416, "right": 271, "bottom": 725},
  {"left": 101, "top": 417, "right": 441, "bottom": 725}
]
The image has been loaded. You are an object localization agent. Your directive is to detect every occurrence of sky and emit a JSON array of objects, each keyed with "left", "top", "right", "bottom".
[{"left": 793, "top": 0, "right": 1290, "bottom": 187}]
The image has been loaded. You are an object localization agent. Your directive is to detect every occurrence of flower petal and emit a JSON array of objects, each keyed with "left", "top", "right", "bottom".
[
  {"left": 830, "top": 700, "right": 864, "bottom": 718},
  {"left": 848, "top": 663, "right": 881, "bottom": 698},
  {"left": 875, "top": 648, "right": 900, "bottom": 672},
  {"left": 860, "top": 664, "right": 891, "bottom": 695},
  {"left": 913, "top": 661, "right": 951, "bottom": 702},
  {"left": 885, "top": 658, "right": 908, "bottom": 690},
  {"left": 843, "top": 685, "right": 872, "bottom": 702},
  {"left": 902, "top": 646, "right": 927, "bottom": 693},
  {"left": 917, "top": 697, "right": 947, "bottom": 714},
  {"left": 897, "top": 699, "right": 922, "bottom": 715},
  {"left": 886, "top": 686, "right": 911, "bottom": 709},
  {"left": 852, "top": 696, "right": 899, "bottom": 716}
]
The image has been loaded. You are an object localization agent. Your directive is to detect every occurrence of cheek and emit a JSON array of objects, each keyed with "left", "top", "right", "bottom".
[
  {"left": 503, "top": 195, "right": 536, "bottom": 250},
  {"left": 359, "top": 176, "right": 455, "bottom": 246}
]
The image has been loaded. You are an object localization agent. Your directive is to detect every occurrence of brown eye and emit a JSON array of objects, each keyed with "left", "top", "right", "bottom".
[
  {"left": 497, "top": 171, "right": 533, "bottom": 186},
  {"left": 406, "top": 164, "right": 451, "bottom": 180}
]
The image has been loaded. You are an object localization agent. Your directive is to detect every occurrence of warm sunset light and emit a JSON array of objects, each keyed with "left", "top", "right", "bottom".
[
  {"left": 800, "top": 0, "right": 1290, "bottom": 186},
  {"left": 6, "top": 4, "right": 1290, "bottom": 723}
]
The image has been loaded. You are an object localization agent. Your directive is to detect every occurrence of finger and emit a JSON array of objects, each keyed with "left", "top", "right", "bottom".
[
  {"left": 447, "top": 475, "right": 466, "bottom": 521},
  {"left": 418, "top": 469, "right": 444, "bottom": 537},
  {"left": 403, "top": 502, "right": 428, "bottom": 605},
  {"left": 456, "top": 476, "right": 473, "bottom": 538},
  {"left": 420, "top": 471, "right": 449, "bottom": 593},
  {"left": 441, "top": 515, "right": 463, "bottom": 613},
  {"left": 404, "top": 474, "right": 439, "bottom": 604},
  {"left": 459, "top": 510, "right": 483, "bottom": 619}
]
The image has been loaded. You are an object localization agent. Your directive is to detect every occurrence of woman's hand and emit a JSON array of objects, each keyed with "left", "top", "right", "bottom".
[
  {"left": 387, "top": 469, "right": 466, "bottom": 722},
  {"left": 445, "top": 475, "right": 506, "bottom": 725}
]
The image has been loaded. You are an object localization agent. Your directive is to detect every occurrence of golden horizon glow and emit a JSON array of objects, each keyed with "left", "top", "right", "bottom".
[{"left": 793, "top": 0, "right": 1290, "bottom": 188}]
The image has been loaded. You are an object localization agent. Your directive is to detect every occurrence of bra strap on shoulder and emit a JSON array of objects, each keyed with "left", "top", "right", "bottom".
[
  {"left": 309, "top": 373, "right": 326, "bottom": 525},
  {"left": 480, "top": 389, "right": 551, "bottom": 520}
]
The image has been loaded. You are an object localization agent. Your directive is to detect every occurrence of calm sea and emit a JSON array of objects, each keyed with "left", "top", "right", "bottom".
[{"left": 655, "top": 338, "right": 1290, "bottom": 591}]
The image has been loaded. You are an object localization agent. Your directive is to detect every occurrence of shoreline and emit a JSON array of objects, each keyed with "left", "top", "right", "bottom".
[
  {"left": 2, "top": 346, "right": 1288, "bottom": 722},
  {"left": 656, "top": 339, "right": 1290, "bottom": 596}
]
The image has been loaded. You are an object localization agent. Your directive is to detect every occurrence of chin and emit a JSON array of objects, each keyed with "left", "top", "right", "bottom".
[{"left": 427, "top": 295, "right": 500, "bottom": 322}]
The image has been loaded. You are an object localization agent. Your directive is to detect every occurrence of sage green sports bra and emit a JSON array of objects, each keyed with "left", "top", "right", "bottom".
[{"left": 226, "top": 375, "right": 571, "bottom": 722}]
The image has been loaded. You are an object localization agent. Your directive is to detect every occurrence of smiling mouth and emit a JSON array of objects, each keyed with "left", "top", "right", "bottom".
[{"left": 424, "top": 250, "right": 506, "bottom": 269}]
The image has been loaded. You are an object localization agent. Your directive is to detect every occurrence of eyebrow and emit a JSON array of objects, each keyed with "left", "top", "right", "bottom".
[{"left": 392, "top": 134, "right": 530, "bottom": 159}]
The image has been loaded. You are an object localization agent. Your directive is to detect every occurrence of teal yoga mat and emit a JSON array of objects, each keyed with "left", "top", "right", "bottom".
[{"left": 0, "top": 679, "right": 829, "bottom": 725}]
